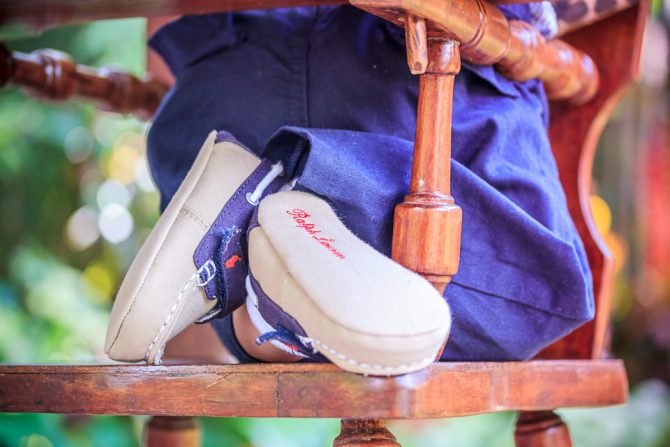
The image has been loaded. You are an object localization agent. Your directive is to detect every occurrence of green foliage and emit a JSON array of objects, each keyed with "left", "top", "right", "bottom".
[
  {"left": 0, "top": 414, "right": 139, "bottom": 447},
  {"left": 0, "top": 18, "right": 153, "bottom": 446}
]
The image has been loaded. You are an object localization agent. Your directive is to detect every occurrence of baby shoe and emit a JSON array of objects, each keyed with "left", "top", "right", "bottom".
[
  {"left": 245, "top": 190, "right": 452, "bottom": 376},
  {"left": 105, "top": 131, "right": 285, "bottom": 364}
]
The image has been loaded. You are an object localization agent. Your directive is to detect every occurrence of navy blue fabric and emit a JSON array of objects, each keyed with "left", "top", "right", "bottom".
[
  {"left": 147, "top": 5, "right": 594, "bottom": 361},
  {"left": 216, "top": 313, "right": 264, "bottom": 364}
]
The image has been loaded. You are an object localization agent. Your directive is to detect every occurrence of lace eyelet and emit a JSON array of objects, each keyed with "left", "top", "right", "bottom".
[{"left": 246, "top": 192, "right": 260, "bottom": 206}]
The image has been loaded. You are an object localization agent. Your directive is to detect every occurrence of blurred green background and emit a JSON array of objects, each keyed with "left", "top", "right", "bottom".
[{"left": 1, "top": 6, "right": 670, "bottom": 447}]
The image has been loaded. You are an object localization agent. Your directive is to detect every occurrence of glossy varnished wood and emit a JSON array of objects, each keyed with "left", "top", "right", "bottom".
[
  {"left": 351, "top": 0, "right": 602, "bottom": 104},
  {"left": 393, "top": 39, "right": 462, "bottom": 292},
  {"left": 0, "top": 361, "right": 627, "bottom": 418},
  {"left": 355, "top": 0, "right": 511, "bottom": 64},
  {"left": 515, "top": 411, "right": 573, "bottom": 447},
  {"left": 3, "top": 0, "right": 605, "bottom": 105},
  {"left": 333, "top": 420, "right": 401, "bottom": 447},
  {"left": 404, "top": 15, "right": 428, "bottom": 75},
  {"left": 145, "top": 417, "right": 201, "bottom": 447},
  {"left": 0, "top": 46, "right": 167, "bottom": 118}
]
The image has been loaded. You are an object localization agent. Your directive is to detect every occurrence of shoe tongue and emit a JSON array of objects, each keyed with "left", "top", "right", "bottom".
[{"left": 193, "top": 160, "right": 284, "bottom": 318}]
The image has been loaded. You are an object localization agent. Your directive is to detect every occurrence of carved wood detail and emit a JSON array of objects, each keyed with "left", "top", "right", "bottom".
[
  {"left": 0, "top": 45, "right": 168, "bottom": 118},
  {"left": 351, "top": 0, "right": 599, "bottom": 104},
  {"left": 392, "top": 37, "right": 462, "bottom": 292},
  {"left": 514, "top": 411, "right": 573, "bottom": 447},
  {"left": 405, "top": 15, "right": 428, "bottom": 75},
  {"left": 144, "top": 416, "right": 201, "bottom": 447},
  {"left": 333, "top": 420, "right": 401, "bottom": 447}
]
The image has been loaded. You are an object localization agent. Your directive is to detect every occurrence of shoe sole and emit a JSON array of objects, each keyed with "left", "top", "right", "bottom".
[{"left": 248, "top": 191, "right": 451, "bottom": 376}]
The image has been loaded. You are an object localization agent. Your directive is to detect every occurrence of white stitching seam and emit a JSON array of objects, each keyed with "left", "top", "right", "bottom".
[
  {"left": 145, "top": 273, "right": 196, "bottom": 364},
  {"left": 311, "top": 339, "right": 435, "bottom": 374},
  {"left": 245, "top": 276, "right": 436, "bottom": 374},
  {"left": 145, "top": 261, "right": 216, "bottom": 364}
]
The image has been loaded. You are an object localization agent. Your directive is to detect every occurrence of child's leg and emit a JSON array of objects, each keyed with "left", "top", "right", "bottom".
[{"left": 230, "top": 306, "right": 301, "bottom": 363}]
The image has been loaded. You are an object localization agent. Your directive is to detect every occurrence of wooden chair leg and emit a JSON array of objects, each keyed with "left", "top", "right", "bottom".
[
  {"left": 333, "top": 419, "right": 401, "bottom": 447},
  {"left": 514, "top": 411, "right": 573, "bottom": 447},
  {"left": 144, "top": 416, "right": 201, "bottom": 447},
  {"left": 392, "top": 33, "right": 462, "bottom": 294}
]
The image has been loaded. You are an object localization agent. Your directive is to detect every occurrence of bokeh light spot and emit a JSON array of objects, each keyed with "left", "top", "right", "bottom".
[
  {"left": 65, "top": 206, "right": 100, "bottom": 250},
  {"left": 590, "top": 195, "right": 612, "bottom": 237},
  {"left": 108, "top": 144, "right": 141, "bottom": 184},
  {"left": 135, "top": 157, "right": 156, "bottom": 192},
  {"left": 63, "top": 126, "right": 94, "bottom": 163},
  {"left": 96, "top": 179, "right": 131, "bottom": 208},
  {"left": 82, "top": 263, "right": 115, "bottom": 303},
  {"left": 606, "top": 232, "right": 628, "bottom": 275},
  {"left": 23, "top": 434, "right": 53, "bottom": 447},
  {"left": 98, "top": 204, "right": 133, "bottom": 244}
]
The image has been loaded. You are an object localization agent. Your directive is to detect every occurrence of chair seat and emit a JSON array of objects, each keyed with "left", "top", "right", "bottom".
[{"left": 0, "top": 360, "right": 627, "bottom": 419}]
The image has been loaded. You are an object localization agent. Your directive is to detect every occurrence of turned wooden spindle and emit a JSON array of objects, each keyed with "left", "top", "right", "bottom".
[
  {"left": 496, "top": 20, "right": 545, "bottom": 81},
  {"left": 333, "top": 419, "right": 401, "bottom": 447},
  {"left": 392, "top": 36, "right": 462, "bottom": 293},
  {"left": 144, "top": 416, "right": 201, "bottom": 447},
  {"left": 514, "top": 411, "right": 573, "bottom": 447},
  {"left": 0, "top": 44, "right": 167, "bottom": 118},
  {"left": 352, "top": 0, "right": 600, "bottom": 104},
  {"left": 498, "top": 20, "right": 599, "bottom": 104}
]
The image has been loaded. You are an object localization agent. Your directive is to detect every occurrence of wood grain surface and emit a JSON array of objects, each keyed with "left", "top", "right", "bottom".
[
  {"left": 0, "top": 361, "right": 627, "bottom": 418},
  {"left": 392, "top": 38, "right": 462, "bottom": 292}
]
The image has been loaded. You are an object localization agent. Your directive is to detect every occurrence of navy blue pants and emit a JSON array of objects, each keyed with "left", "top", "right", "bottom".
[{"left": 148, "top": 5, "right": 594, "bottom": 361}]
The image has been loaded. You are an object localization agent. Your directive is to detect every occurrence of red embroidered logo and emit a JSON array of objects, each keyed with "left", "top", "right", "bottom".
[
  {"left": 286, "top": 209, "right": 346, "bottom": 260},
  {"left": 225, "top": 255, "right": 242, "bottom": 269}
]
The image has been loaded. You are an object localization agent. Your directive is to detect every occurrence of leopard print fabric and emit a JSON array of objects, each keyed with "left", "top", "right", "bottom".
[{"left": 552, "top": 0, "right": 640, "bottom": 36}]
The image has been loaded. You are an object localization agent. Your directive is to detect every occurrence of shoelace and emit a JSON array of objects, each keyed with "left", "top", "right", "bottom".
[
  {"left": 246, "top": 161, "right": 284, "bottom": 206},
  {"left": 196, "top": 161, "right": 287, "bottom": 324}
]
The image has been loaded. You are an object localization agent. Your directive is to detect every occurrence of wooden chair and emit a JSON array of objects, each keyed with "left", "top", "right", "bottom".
[{"left": 0, "top": 0, "right": 648, "bottom": 445}]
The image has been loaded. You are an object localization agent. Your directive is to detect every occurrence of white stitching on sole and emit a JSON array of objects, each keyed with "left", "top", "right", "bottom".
[
  {"left": 311, "top": 339, "right": 435, "bottom": 374},
  {"left": 145, "top": 261, "right": 216, "bottom": 364},
  {"left": 245, "top": 275, "right": 437, "bottom": 374}
]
